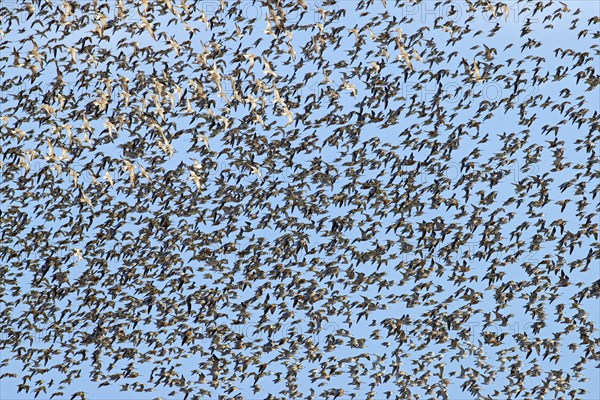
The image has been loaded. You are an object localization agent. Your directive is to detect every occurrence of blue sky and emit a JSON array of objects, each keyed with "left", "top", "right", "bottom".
[{"left": 0, "top": 0, "right": 599, "bottom": 399}]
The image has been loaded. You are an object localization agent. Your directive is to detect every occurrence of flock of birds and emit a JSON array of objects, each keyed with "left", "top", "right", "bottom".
[{"left": 0, "top": 0, "right": 598, "bottom": 399}]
